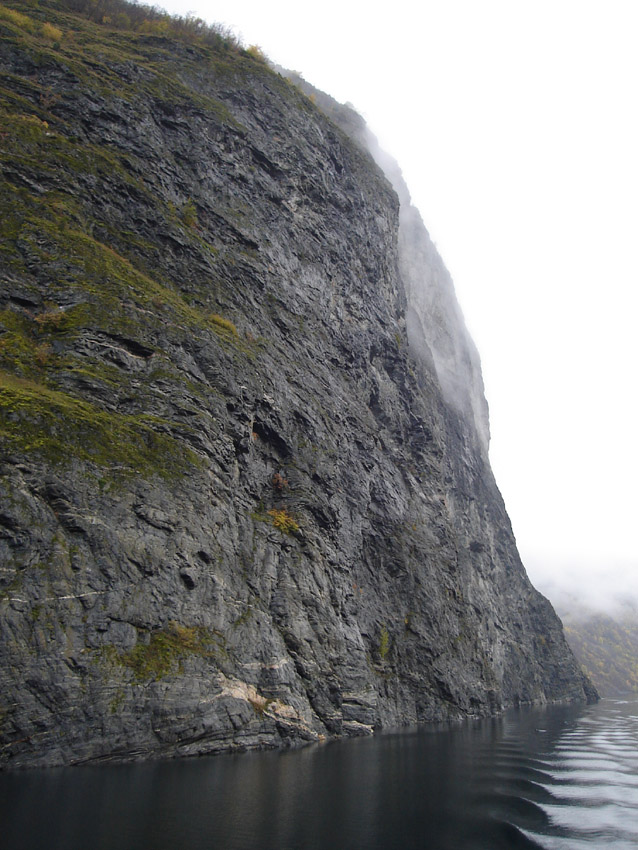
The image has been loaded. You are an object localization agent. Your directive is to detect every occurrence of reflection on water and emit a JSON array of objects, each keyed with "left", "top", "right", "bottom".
[{"left": 1, "top": 698, "right": 637, "bottom": 849}]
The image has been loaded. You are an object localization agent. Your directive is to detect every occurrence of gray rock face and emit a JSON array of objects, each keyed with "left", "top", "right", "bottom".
[{"left": 0, "top": 3, "right": 595, "bottom": 770}]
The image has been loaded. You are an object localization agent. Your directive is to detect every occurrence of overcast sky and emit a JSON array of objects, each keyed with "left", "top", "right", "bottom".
[{"left": 159, "top": 0, "right": 637, "bottom": 611}]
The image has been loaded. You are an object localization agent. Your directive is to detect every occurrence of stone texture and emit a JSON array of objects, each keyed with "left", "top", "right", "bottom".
[{"left": 0, "top": 2, "right": 595, "bottom": 770}]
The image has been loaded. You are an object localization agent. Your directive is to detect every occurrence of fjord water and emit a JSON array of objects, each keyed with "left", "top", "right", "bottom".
[{"left": 1, "top": 698, "right": 637, "bottom": 850}]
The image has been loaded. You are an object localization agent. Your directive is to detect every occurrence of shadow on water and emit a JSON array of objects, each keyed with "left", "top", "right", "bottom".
[{"left": 1, "top": 698, "right": 637, "bottom": 850}]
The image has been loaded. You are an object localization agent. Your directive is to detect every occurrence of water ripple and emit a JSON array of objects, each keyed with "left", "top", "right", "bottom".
[{"left": 521, "top": 698, "right": 638, "bottom": 849}]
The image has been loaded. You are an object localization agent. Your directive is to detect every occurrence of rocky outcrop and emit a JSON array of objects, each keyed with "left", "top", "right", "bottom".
[{"left": 0, "top": 1, "right": 595, "bottom": 770}]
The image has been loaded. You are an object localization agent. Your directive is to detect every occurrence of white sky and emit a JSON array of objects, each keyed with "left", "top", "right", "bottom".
[{"left": 158, "top": 0, "right": 638, "bottom": 609}]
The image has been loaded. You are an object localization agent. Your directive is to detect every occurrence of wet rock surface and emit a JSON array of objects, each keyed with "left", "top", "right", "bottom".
[{"left": 0, "top": 2, "right": 595, "bottom": 769}]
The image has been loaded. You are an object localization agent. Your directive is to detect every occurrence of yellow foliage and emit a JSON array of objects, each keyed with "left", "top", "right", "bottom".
[
  {"left": 0, "top": 6, "right": 35, "bottom": 31},
  {"left": 41, "top": 22, "right": 63, "bottom": 41},
  {"left": 246, "top": 44, "right": 267, "bottom": 63},
  {"left": 210, "top": 313, "right": 238, "bottom": 336},
  {"left": 379, "top": 625, "right": 390, "bottom": 659},
  {"left": 267, "top": 508, "right": 299, "bottom": 535}
]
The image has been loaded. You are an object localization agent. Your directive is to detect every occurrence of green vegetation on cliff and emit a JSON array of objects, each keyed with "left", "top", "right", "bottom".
[
  {"left": 0, "top": 0, "right": 274, "bottom": 477},
  {"left": 102, "top": 621, "right": 224, "bottom": 681}
]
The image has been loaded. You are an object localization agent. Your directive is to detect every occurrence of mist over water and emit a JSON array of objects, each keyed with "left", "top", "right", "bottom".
[{"left": 2, "top": 698, "right": 637, "bottom": 850}]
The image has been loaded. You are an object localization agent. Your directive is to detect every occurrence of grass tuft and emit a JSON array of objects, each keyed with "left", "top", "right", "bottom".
[
  {"left": 116, "top": 622, "right": 220, "bottom": 680},
  {"left": 210, "top": 313, "right": 238, "bottom": 336}
]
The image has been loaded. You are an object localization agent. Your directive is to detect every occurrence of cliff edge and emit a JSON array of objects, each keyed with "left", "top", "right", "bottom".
[{"left": 0, "top": 0, "right": 595, "bottom": 769}]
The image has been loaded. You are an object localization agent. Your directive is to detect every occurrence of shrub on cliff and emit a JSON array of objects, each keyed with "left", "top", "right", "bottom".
[{"left": 55, "top": 0, "right": 242, "bottom": 52}]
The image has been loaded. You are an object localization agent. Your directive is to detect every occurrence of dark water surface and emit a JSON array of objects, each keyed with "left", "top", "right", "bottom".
[{"left": 2, "top": 697, "right": 637, "bottom": 849}]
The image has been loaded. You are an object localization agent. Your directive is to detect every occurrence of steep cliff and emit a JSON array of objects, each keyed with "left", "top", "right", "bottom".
[{"left": 0, "top": 0, "right": 595, "bottom": 769}]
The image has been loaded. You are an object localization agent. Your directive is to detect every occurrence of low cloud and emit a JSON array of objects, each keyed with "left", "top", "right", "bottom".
[{"left": 529, "top": 555, "right": 638, "bottom": 618}]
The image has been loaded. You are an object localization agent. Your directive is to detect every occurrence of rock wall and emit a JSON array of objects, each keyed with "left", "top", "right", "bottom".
[{"left": 0, "top": 1, "right": 595, "bottom": 769}]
